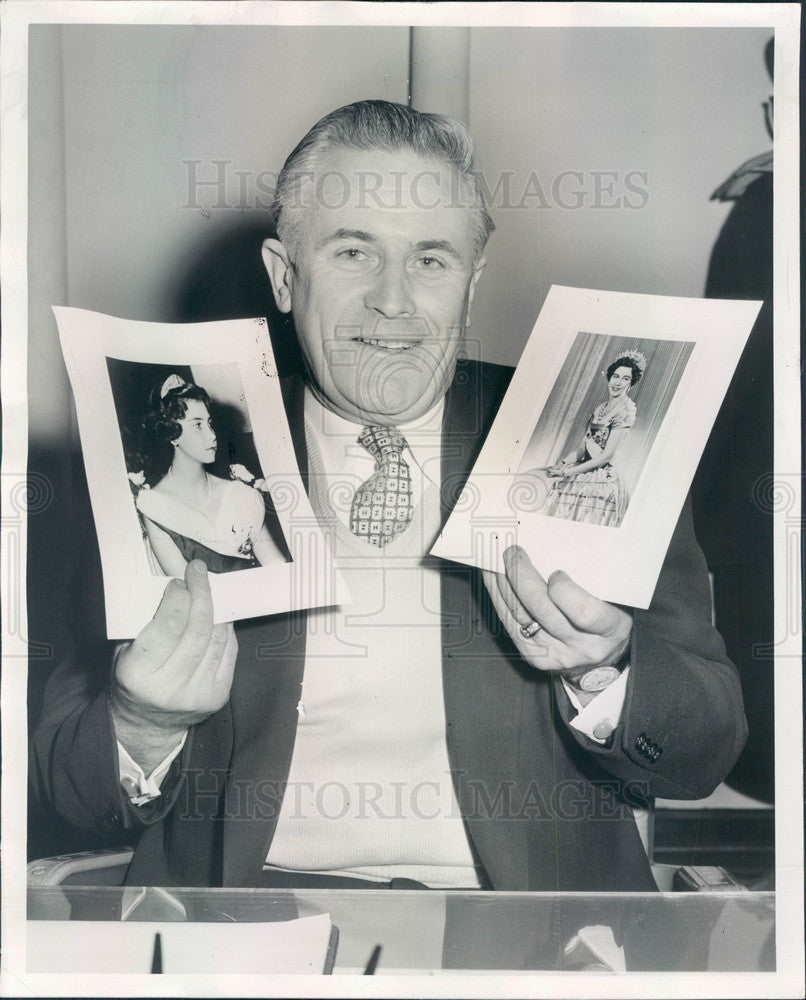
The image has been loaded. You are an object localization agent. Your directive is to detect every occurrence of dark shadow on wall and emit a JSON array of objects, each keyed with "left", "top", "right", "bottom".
[{"left": 163, "top": 216, "right": 304, "bottom": 380}]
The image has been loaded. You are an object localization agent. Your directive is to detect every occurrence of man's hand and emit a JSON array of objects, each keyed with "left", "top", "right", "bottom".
[
  {"left": 483, "top": 545, "right": 631, "bottom": 684},
  {"left": 111, "top": 560, "right": 238, "bottom": 773}
]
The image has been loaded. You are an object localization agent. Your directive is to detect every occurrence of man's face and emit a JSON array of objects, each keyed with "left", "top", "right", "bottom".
[{"left": 263, "top": 147, "right": 485, "bottom": 424}]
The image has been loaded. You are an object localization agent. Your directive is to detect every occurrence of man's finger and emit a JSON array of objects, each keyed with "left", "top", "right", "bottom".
[
  {"left": 547, "top": 570, "right": 620, "bottom": 635},
  {"left": 503, "top": 546, "right": 574, "bottom": 641},
  {"left": 494, "top": 570, "right": 531, "bottom": 629},
  {"left": 186, "top": 623, "right": 238, "bottom": 713},
  {"left": 154, "top": 577, "right": 192, "bottom": 635},
  {"left": 129, "top": 578, "right": 191, "bottom": 668},
  {"left": 483, "top": 569, "right": 566, "bottom": 671},
  {"left": 193, "top": 622, "right": 231, "bottom": 681},
  {"left": 172, "top": 560, "right": 214, "bottom": 664},
  {"left": 485, "top": 568, "right": 538, "bottom": 639}
]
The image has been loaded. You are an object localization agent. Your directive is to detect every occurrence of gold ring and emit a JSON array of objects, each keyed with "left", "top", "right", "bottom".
[{"left": 520, "top": 620, "right": 543, "bottom": 639}]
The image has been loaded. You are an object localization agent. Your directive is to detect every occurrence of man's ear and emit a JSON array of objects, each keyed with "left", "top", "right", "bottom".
[
  {"left": 466, "top": 255, "right": 486, "bottom": 328},
  {"left": 261, "top": 238, "right": 294, "bottom": 314}
]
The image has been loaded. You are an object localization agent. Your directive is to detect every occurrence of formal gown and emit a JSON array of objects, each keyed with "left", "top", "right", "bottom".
[
  {"left": 135, "top": 475, "right": 267, "bottom": 573},
  {"left": 544, "top": 394, "right": 636, "bottom": 527}
]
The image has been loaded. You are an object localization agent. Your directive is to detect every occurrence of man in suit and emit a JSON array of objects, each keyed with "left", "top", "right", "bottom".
[{"left": 32, "top": 101, "right": 747, "bottom": 892}]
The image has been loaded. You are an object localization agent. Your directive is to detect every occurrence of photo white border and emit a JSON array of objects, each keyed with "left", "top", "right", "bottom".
[
  {"left": 2, "top": 3, "right": 801, "bottom": 998},
  {"left": 54, "top": 307, "right": 348, "bottom": 638},
  {"left": 432, "top": 285, "right": 762, "bottom": 609}
]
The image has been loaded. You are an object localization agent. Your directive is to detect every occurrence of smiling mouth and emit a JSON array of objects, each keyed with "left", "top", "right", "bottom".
[{"left": 354, "top": 337, "right": 420, "bottom": 351}]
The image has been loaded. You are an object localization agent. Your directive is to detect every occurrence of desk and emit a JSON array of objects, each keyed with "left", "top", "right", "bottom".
[{"left": 28, "top": 886, "right": 775, "bottom": 974}]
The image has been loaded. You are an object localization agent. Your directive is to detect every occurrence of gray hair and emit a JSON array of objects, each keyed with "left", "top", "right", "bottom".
[{"left": 270, "top": 100, "right": 495, "bottom": 262}]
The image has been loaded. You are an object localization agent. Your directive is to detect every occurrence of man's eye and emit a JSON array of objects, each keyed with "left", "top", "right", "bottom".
[
  {"left": 336, "top": 248, "right": 368, "bottom": 262},
  {"left": 415, "top": 256, "right": 445, "bottom": 271}
]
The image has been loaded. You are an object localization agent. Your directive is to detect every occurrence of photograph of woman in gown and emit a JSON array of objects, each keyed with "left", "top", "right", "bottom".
[
  {"left": 131, "top": 373, "right": 286, "bottom": 575},
  {"left": 540, "top": 350, "right": 647, "bottom": 527}
]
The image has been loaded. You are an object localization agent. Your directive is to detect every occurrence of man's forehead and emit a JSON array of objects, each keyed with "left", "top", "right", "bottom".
[{"left": 305, "top": 146, "right": 470, "bottom": 213}]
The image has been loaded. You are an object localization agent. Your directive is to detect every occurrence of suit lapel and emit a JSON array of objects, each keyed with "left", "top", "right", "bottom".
[
  {"left": 222, "top": 375, "right": 309, "bottom": 885},
  {"left": 222, "top": 613, "right": 306, "bottom": 885},
  {"left": 439, "top": 361, "right": 530, "bottom": 889},
  {"left": 281, "top": 373, "right": 309, "bottom": 494}
]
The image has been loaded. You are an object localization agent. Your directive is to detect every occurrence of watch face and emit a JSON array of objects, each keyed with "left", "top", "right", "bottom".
[{"left": 579, "top": 665, "right": 621, "bottom": 693}]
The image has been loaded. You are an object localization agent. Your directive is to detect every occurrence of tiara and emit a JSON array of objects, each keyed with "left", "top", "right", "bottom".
[
  {"left": 160, "top": 374, "right": 187, "bottom": 399},
  {"left": 617, "top": 350, "right": 647, "bottom": 374}
]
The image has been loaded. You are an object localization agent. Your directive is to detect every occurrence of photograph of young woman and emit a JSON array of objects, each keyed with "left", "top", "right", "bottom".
[
  {"left": 132, "top": 374, "right": 286, "bottom": 575},
  {"left": 539, "top": 351, "right": 646, "bottom": 527}
]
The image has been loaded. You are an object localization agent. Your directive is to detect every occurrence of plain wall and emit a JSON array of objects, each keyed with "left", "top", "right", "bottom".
[
  {"left": 61, "top": 25, "right": 411, "bottom": 318},
  {"left": 468, "top": 27, "right": 773, "bottom": 365}
]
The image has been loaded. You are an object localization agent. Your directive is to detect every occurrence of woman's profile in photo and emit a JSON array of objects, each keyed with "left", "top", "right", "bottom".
[
  {"left": 538, "top": 350, "right": 646, "bottom": 527},
  {"left": 130, "top": 374, "right": 285, "bottom": 574}
]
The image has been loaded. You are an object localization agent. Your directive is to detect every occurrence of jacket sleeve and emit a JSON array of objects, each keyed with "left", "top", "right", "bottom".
[
  {"left": 30, "top": 643, "right": 191, "bottom": 837},
  {"left": 553, "top": 495, "right": 748, "bottom": 799}
]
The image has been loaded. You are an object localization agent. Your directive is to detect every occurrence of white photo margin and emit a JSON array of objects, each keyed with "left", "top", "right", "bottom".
[
  {"left": 432, "top": 286, "right": 762, "bottom": 608},
  {"left": 55, "top": 307, "right": 347, "bottom": 638}
]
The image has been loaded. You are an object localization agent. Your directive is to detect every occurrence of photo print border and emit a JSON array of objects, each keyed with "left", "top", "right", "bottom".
[
  {"left": 55, "top": 307, "right": 348, "bottom": 638},
  {"left": 432, "top": 285, "right": 762, "bottom": 609}
]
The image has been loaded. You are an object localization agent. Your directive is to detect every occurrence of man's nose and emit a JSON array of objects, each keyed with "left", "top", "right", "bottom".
[{"left": 364, "top": 262, "right": 416, "bottom": 318}]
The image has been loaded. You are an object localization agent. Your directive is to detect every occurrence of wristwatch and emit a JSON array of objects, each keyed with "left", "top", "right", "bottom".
[
  {"left": 569, "top": 664, "right": 622, "bottom": 693},
  {"left": 566, "top": 648, "right": 628, "bottom": 693}
]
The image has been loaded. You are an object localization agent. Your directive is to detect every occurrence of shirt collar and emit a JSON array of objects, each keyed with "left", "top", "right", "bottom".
[{"left": 303, "top": 384, "right": 444, "bottom": 477}]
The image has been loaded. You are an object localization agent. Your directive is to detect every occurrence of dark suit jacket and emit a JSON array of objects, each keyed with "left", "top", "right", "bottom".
[
  {"left": 692, "top": 172, "right": 774, "bottom": 803},
  {"left": 31, "top": 360, "right": 748, "bottom": 891}
]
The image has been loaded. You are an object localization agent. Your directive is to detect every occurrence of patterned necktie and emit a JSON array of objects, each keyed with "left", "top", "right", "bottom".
[{"left": 349, "top": 425, "right": 414, "bottom": 547}]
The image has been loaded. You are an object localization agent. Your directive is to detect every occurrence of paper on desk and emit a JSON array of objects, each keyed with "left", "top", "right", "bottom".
[{"left": 27, "top": 913, "right": 333, "bottom": 974}]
